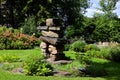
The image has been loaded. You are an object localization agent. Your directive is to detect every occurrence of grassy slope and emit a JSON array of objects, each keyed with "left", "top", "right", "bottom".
[{"left": 0, "top": 49, "right": 120, "bottom": 80}]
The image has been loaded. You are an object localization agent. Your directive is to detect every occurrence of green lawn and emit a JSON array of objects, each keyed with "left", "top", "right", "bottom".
[
  {"left": 0, "top": 49, "right": 120, "bottom": 80},
  {"left": 0, "top": 68, "right": 105, "bottom": 80}
]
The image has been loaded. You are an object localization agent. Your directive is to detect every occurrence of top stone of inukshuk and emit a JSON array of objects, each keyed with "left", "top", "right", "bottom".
[{"left": 37, "top": 18, "right": 66, "bottom": 61}]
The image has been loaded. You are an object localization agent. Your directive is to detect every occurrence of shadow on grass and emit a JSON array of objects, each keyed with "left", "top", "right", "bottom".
[
  {"left": 86, "top": 58, "right": 120, "bottom": 80},
  {"left": 103, "top": 61, "right": 120, "bottom": 80}
]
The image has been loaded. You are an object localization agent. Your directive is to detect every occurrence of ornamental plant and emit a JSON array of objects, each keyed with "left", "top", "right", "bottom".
[
  {"left": 0, "top": 27, "right": 41, "bottom": 49},
  {"left": 24, "top": 54, "right": 53, "bottom": 76}
]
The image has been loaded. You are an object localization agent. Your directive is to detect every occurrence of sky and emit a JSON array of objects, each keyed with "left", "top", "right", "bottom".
[{"left": 84, "top": 0, "right": 120, "bottom": 18}]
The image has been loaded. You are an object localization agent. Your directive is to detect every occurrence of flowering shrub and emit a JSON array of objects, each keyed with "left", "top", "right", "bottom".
[{"left": 0, "top": 27, "right": 41, "bottom": 49}]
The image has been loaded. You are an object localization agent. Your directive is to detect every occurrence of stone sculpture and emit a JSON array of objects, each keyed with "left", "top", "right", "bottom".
[{"left": 37, "top": 18, "right": 66, "bottom": 61}]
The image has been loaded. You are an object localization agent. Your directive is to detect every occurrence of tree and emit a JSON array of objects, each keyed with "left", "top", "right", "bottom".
[
  {"left": 99, "top": 0, "right": 118, "bottom": 13},
  {"left": 1, "top": 0, "right": 90, "bottom": 37},
  {"left": 22, "top": 0, "right": 89, "bottom": 26},
  {"left": 63, "top": 0, "right": 90, "bottom": 39},
  {"left": 6, "top": 0, "right": 15, "bottom": 28},
  {"left": 0, "top": 0, "right": 28, "bottom": 28},
  {"left": 21, "top": 0, "right": 90, "bottom": 36},
  {"left": 50, "top": 0, "right": 89, "bottom": 26},
  {"left": 91, "top": 0, "right": 120, "bottom": 42}
]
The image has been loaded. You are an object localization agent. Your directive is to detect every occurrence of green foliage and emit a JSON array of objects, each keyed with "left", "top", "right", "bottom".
[
  {"left": 99, "top": 47, "right": 112, "bottom": 59},
  {"left": 71, "top": 69, "right": 86, "bottom": 77},
  {"left": 91, "top": 0, "right": 120, "bottom": 42},
  {"left": 66, "top": 15, "right": 86, "bottom": 39},
  {"left": 1, "top": 49, "right": 120, "bottom": 79},
  {"left": 85, "top": 58, "right": 110, "bottom": 77},
  {"left": 0, "top": 48, "right": 41, "bottom": 63},
  {"left": 0, "top": 27, "right": 41, "bottom": 49},
  {"left": 109, "top": 47, "right": 120, "bottom": 62},
  {"left": 0, "top": 54, "right": 20, "bottom": 63},
  {"left": 66, "top": 26, "right": 76, "bottom": 39},
  {"left": 86, "top": 64, "right": 107, "bottom": 77},
  {"left": 64, "top": 43, "right": 70, "bottom": 51},
  {"left": 99, "top": 0, "right": 117, "bottom": 13},
  {"left": 0, "top": 43, "right": 6, "bottom": 50},
  {"left": 21, "top": 16, "right": 37, "bottom": 35},
  {"left": 75, "top": 53, "right": 91, "bottom": 65},
  {"left": 86, "top": 50, "right": 104, "bottom": 59},
  {"left": 24, "top": 54, "right": 53, "bottom": 76},
  {"left": 0, "top": 56, "right": 3, "bottom": 63},
  {"left": 70, "top": 40, "right": 86, "bottom": 52},
  {"left": 86, "top": 46, "right": 120, "bottom": 62},
  {"left": 99, "top": 46, "right": 120, "bottom": 62},
  {"left": 84, "top": 44, "right": 100, "bottom": 52},
  {"left": 65, "top": 51, "right": 76, "bottom": 60},
  {"left": 1, "top": 0, "right": 89, "bottom": 30},
  {"left": 91, "top": 14, "right": 120, "bottom": 42},
  {"left": 1, "top": 63, "right": 22, "bottom": 71}
]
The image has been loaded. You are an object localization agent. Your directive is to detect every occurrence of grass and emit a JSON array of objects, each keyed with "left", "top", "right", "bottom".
[
  {"left": 0, "top": 68, "right": 105, "bottom": 80},
  {"left": 0, "top": 47, "right": 41, "bottom": 62},
  {"left": 0, "top": 48, "right": 120, "bottom": 80},
  {"left": 85, "top": 58, "right": 120, "bottom": 80}
]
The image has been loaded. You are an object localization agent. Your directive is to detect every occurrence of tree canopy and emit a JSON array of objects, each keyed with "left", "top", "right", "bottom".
[
  {"left": 0, "top": 0, "right": 89, "bottom": 28},
  {"left": 1, "top": 0, "right": 120, "bottom": 42}
]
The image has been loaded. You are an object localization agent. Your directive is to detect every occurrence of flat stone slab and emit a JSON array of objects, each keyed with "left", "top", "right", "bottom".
[
  {"left": 49, "top": 27, "right": 61, "bottom": 31},
  {"left": 37, "top": 26, "right": 48, "bottom": 31},
  {"left": 41, "top": 31, "right": 59, "bottom": 38},
  {"left": 40, "top": 36, "right": 66, "bottom": 45},
  {"left": 54, "top": 71, "right": 71, "bottom": 76},
  {"left": 47, "top": 59, "right": 72, "bottom": 64},
  {"left": 37, "top": 26, "right": 61, "bottom": 31}
]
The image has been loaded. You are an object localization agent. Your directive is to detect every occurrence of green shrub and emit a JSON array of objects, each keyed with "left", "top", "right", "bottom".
[
  {"left": 75, "top": 53, "right": 91, "bottom": 65},
  {"left": 99, "top": 47, "right": 111, "bottom": 59},
  {"left": 21, "top": 16, "right": 37, "bottom": 36},
  {"left": 24, "top": 54, "right": 53, "bottom": 76},
  {"left": 109, "top": 47, "right": 120, "bottom": 62},
  {"left": 84, "top": 44, "right": 100, "bottom": 52},
  {"left": 70, "top": 40, "right": 86, "bottom": 52},
  {"left": 64, "top": 43, "right": 70, "bottom": 51},
  {"left": 0, "top": 43, "right": 6, "bottom": 50},
  {"left": 65, "top": 51, "right": 76, "bottom": 60},
  {"left": 86, "top": 50, "right": 103, "bottom": 58}
]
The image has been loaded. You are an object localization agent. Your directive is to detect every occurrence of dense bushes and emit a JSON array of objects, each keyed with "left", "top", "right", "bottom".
[
  {"left": 24, "top": 54, "right": 53, "bottom": 76},
  {"left": 70, "top": 40, "right": 86, "bottom": 52},
  {"left": 106, "top": 47, "right": 120, "bottom": 62},
  {"left": 21, "top": 16, "right": 40, "bottom": 37},
  {"left": 70, "top": 40, "right": 120, "bottom": 63},
  {"left": 85, "top": 46, "right": 120, "bottom": 62},
  {"left": 84, "top": 44, "right": 100, "bottom": 52},
  {"left": 0, "top": 27, "right": 41, "bottom": 49}
]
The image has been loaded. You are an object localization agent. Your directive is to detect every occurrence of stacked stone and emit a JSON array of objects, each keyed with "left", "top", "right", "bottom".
[{"left": 38, "top": 18, "right": 66, "bottom": 61}]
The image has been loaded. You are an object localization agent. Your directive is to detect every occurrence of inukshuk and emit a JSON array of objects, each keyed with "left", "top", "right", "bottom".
[{"left": 37, "top": 18, "right": 66, "bottom": 61}]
